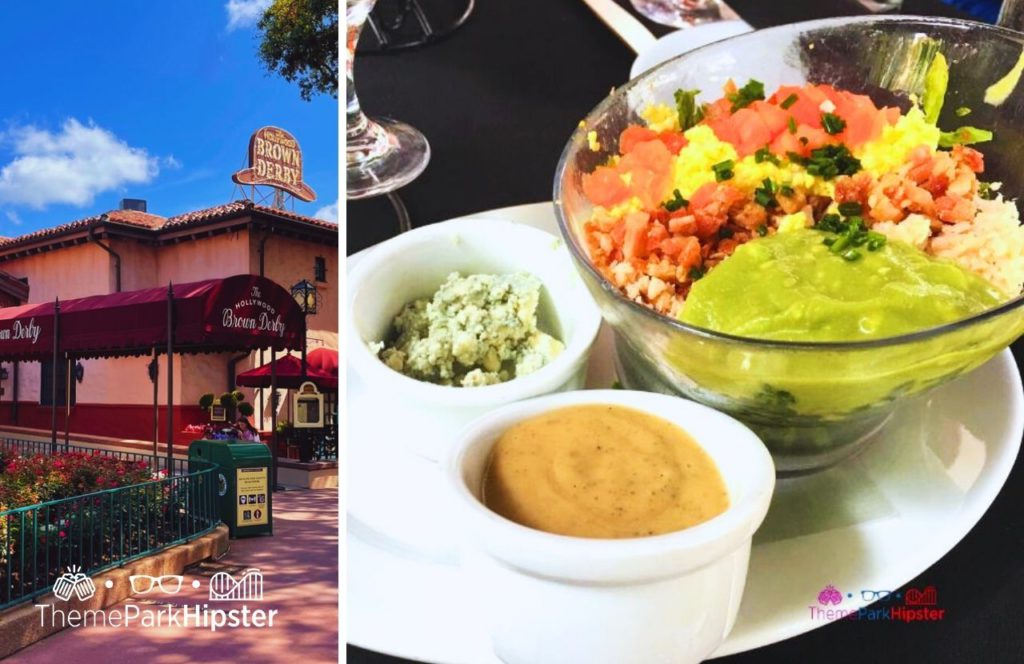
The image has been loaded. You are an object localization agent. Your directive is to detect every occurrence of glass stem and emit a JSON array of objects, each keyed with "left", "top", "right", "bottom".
[{"left": 346, "top": 14, "right": 369, "bottom": 140}]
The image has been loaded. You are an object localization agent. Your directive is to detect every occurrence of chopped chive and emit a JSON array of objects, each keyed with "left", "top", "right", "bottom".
[
  {"left": 754, "top": 146, "right": 780, "bottom": 165},
  {"left": 757, "top": 224, "right": 768, "bottom": 237},
  {"left": 718, "top": 226, "right": 734, "bottom": 239},
  {"left": 803, "top": 144, "right": 861, "bottom": 179},
  {"left": 955, "top": 106, "right": 971, "bottom": 117},
  {"left": 821, "top": 112, "right": 846, "bottom": 135},
  {"left": 787, "top": 116, "right": 797, "bottom": 134},
  {"left": 780, "top": 93, "right": 799, "bottom": 109},
  {"left": 712, "top": 159, "right": 735, "bottom": 181},
  {"left": 688, "top": 266, "right": 706, "bottom": 280},
  {"left": 841, "top": 248, "right": 862, "bottom": 261},
  {"left": 663, "top": 188, "right": 689, "bottom": 212},
  {"left": 817, "top": 213, "right": 843, "bottom": 233},
  {"left": 830, "top": 234, "right": 851, "bottom": 253},
  {"left": 754, "top": 179, "right": 778, "bottom": 208},
  {"left": 779, "top": 184, "right": 795, "bottom": 196},
  {"left": 728, "top": 79, "right": 765, "bottom": 112},
  {"left": 838, "top": 201, "right": 862, "bottom": 217}
]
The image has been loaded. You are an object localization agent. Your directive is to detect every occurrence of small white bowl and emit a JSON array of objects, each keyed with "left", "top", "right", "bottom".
[
  {"left": 347, "top": 218, "right": 602, "bottom": 460},
  {"left": 444, "top": 390, "right": 775, "bottom": 664}
]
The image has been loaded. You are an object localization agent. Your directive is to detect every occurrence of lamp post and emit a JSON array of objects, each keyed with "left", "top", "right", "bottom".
[
  {"left": 290, "top": 279, "right": 318, "bottom": 465},
  {"left": 290, "top": 279, "right": 319, "bottom": 380}
]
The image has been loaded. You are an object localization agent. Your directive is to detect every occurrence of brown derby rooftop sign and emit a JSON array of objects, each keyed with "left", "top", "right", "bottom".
[{"left": 232, "top": 126, "right": 317, "bottom": 202}]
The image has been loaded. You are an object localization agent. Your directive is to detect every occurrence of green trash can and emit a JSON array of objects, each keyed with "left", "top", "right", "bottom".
[{"left": 189, "top": 439, "right": 273, "bottom": 538}]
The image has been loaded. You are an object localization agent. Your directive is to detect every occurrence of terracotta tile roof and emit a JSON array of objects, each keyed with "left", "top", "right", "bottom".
[
  {"left": 163, "top": 201, "right": 337, "bottom": 230},
  {"left": 106, "top": 209, "right": 168, "bottom": 229},
  {"left": 1, "top": 213, "right": 107, "bottom": 246},
  {"left": 0, "top": 200, "right": 336, "bottom": 250}
]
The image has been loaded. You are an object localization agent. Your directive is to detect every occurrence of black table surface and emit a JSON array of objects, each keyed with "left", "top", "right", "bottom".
[{"left": 347, "top": 2, "right": 1024, "bottom": 663}]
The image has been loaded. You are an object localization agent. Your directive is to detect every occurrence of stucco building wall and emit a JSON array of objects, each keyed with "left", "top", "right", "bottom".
[{"left": 0, "top": 207, "right": 336, "bottom": 446}]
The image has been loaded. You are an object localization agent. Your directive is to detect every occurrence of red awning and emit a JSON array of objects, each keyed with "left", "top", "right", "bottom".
[
  {"left": 0, "top": 274, "right": 305, "bottom": 360},
  {"left": 235, "top": 348, "right": 338, "bottom": 390}
]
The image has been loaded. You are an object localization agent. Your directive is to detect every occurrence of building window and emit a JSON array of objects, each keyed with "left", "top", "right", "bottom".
[
  {"left": 40, "top": 359, "right": 76, "bottom": 407},
  {"left": 314, "top": 256, "right": 327, "bottom": 283}
]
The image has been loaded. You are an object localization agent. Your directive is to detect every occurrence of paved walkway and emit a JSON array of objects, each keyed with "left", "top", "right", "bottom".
[{"left": 10, "top": 489, "right": 339, "bottom": 664}]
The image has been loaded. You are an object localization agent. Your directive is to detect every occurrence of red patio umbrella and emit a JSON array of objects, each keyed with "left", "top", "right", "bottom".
[
  {"left": 236, "top": 349, "right": 337, "bottom": 390},
  {"left": 306, "top": 348, "right": 338, "bottom": 382}
]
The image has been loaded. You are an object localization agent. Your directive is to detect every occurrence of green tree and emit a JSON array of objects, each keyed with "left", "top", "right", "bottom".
[{"left": 257, "top": 0, "right": 339, "bottom": 101}]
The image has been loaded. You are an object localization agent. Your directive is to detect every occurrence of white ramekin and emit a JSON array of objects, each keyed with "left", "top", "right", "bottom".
[
  {"left": 444, "top": 389, "right": 776, "bottom": 664},
  {"left": 347, "top": 219, "right": 603, "bottom": 460}
]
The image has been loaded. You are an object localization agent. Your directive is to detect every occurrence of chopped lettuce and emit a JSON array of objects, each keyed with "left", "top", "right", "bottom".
[
  {"left": 921, "top": 51, "right": 995, "bottom": 147},
  {"left": 922, "top": 52, "right": 948, "bottom": 125},
  {"left": 674, "top": 89, "right": 704, "bottom": 131},
  {"left": 938, "top": 126, "right": 994, "bottom": 147}
]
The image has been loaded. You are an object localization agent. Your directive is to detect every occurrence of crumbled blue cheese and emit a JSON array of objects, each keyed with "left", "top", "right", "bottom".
[{"left": 373, "top": 272, "right": 564, "bottom": 387}]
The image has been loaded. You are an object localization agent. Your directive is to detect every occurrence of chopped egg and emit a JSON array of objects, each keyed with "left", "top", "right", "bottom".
[
  {"left": 641, "top": 103, "right": 679, "bottom": 132},
  {"left": 857, "top": 107, "right": 940, "bottom": 177},
  {"left": 669, "top": 125, "right": 739, "bottom": 197}
]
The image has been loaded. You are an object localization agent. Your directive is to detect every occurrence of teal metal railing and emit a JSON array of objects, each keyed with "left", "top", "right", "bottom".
[{"left": 0, "top": 439, "right": 220, "bottom": 609}]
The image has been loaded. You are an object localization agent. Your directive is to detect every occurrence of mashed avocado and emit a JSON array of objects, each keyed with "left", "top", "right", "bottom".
[{"left": 680, "top": 229, "right": 1004, "bottom": 341}]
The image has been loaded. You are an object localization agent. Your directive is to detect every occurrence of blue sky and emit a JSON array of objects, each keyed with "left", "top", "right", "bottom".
[{"left": 0, "top": 0, "right": 338, "bottom": 234}]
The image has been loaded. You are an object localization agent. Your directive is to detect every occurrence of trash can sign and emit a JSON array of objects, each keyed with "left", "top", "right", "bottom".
[{"left": 236, "top": 467, "right": 269, "bottom": 525}]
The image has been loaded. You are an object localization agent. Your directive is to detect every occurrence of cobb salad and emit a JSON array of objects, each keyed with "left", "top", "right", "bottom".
[{"left": 578, "top": 53, "right": 1024, "bottom": 341}]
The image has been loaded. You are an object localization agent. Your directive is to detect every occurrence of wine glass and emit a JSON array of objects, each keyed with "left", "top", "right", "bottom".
[
  {"left": 629, "top": 0, "right": 732, "bottom": 28},
  {"left": 346, "top": 0, "right": 430, "bottom": 200}
]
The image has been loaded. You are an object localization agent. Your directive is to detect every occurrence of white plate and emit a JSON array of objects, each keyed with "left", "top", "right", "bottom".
[
  {"left": 630, "top": 21, "right": 754, "bottom": 80},
  {"left": 347, "top": 203, "right": 1024, "bottom": 662}
]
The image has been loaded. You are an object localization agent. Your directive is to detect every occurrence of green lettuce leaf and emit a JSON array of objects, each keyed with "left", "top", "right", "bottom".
[
  {"left": 674, "top": 89, "right": 704, "bottom": 131},
  {"left": 938, "top": 126, "right": 994, "bottom": 147},
  {"left": 922, "top": 52, "right": 948, "bottom": 125}
]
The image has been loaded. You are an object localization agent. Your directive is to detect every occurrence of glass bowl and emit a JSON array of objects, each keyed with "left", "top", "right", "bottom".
[{"left": 553, "top": 16, "right": 1024, "bottom": 474}]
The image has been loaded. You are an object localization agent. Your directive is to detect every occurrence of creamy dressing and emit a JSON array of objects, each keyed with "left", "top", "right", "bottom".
[{"left": 482, "top": 405, "right": 729, "bottom": 539}]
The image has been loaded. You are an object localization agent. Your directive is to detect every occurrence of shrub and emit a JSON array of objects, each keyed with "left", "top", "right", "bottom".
[
  {"left": 231, "top": 390, "right": 246, "bottom": 403},
  {"left": 218, "top": 392, "right": 236, "bottom": 408},
  {"left": 0, "top": 452, "right": 152, "bottom": 509},
  {"left": 198, "top": 393, "right": 215, "bottom": 409},
  {"left": 237, "top": 402, "right": 255, "bottom": 417}
]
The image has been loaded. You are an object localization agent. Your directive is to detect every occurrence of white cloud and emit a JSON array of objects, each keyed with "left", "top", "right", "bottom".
[
  {"left": 226, "top": 0, "right": 272, "bottom": 30},
  {"left": 0, "top": 119, "right": 159, "bottom": 209},
  {"left": 314, "top": 199, "right": 338, "bottom": 222},
  {"left": 5, "top": 211, "right": 21, "bottom": 225}
]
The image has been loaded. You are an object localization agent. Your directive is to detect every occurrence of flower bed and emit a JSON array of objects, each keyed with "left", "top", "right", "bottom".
[
  {"left": 0, "top": 443, "right": 219, "bottom": 609},
  {"left": 0, "top": 449, "right": 154, "bottom": 512}
]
